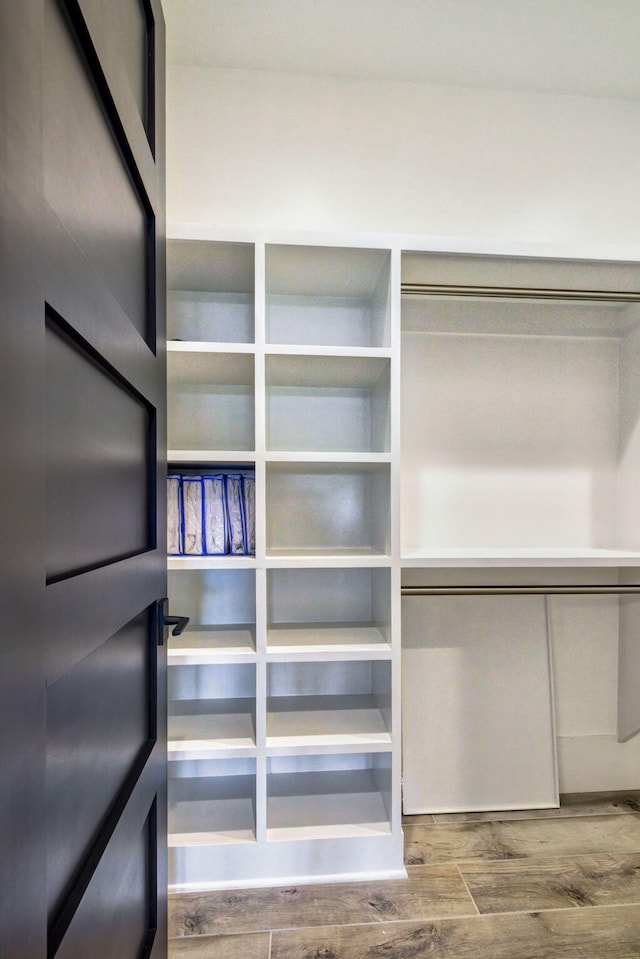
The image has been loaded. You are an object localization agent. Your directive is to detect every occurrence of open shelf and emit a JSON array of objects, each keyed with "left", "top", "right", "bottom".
[
  {"left": 267, "top": 753, "right": 392, "bottom": 840},
  {"left": 167, "top": 239, "right": 255, "bottom": 344},
  {"left": 169, "top": 662, "right": 256, "bottom": 759},
  {"left": 266, "top": 352, "right": 390, "bottom": 454},
  {"left": 267, "top": 697, "right": 392, "bottom": 752},
  {"left": 169, "top": 760, "right": 256, "bottom": 846},
  {"left": 267, "top": 660, "right": 391, "bottom": 753},
  {"left": 267, "top": 567, "right": 391, "bottom": 658},
  {"left": 401, "top": 287, "right": 640, "bottom": 558},
  {"left": 266, "top": 462, "right": 390, "bottom": 557},
  {"left": 167, "top": 350, "right": 255, "bottom": 452},
  {"left": 168, "top": 705, "right": 256, "bottom": 759},
  {"left": 168, "top": 627, "right": 256, "bottom": 663},
  {"left": 266, "top": 245, "right": 390, "bottom": 348},
  {"left": 168, "top": 567, "right": 256, "bottom": 632}
]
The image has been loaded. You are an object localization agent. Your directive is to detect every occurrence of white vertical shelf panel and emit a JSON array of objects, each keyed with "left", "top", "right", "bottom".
[
  {"left": 254, "top": 243, "right": 267, "bottom": 568},
  {"left": 253, "top": 232, "right": 269, "bottom": 847},
  {"left": 388, "top": 248, "right": 403, "bottom": 836}
]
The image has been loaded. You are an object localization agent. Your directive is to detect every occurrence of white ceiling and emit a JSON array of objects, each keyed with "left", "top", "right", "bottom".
[{"left": 162, "top": 0, "right": 640, "bottom": 99}]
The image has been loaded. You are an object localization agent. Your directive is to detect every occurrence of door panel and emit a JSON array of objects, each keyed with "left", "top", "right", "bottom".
[
  {"left": 0, "top": 0, "right": 166, "bottom": 957},
  {"left": 45, "top": 553, "right": 162, "bottom": 686},
  {"left": 43, "top": 0, "right": 167, "bottom": 954},
  {"left": 0, "top": 6, "right": 46, "bottom": 958},
  {"left": 77, "top": 0, "right": 153, "bottom": 141},
  {"left": 44, "top": 212, "right": 159, "bottom": 404},
  {"left": 45, "top": 314, "right": 153, "bottom": 581},
  {"left": 0, "top": 185, "right": 47, "bottom": 959},
  {"left": 52, "top": 791, "right": 159, "bottom": 959},
  {"left": 44, "top": 0, "right": 151, "bottom": 341},
  {"left": 46, "top": 608, "right": 153, "bottom": 922}
]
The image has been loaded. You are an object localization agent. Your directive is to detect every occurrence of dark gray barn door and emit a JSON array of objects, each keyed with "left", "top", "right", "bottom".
[{"left": 0, "top": 2, "right": 167, "bottom": 958}]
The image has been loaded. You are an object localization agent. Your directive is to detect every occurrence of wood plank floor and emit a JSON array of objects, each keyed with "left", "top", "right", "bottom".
[{"left": 169, "top": 790, "right": 640, "bottom": 958}]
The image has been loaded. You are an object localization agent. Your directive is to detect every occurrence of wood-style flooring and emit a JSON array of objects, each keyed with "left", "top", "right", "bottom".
[{"left": 168, "top": 791, "right": 640, "bottom": 958}]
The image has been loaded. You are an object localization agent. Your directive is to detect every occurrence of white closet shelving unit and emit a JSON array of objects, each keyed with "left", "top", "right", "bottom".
[
  {"left": 166, "top": 237, "right": 404, "bottom": 890},
  {"left": 166, "top": 231, "right": 640, "bottom": 890},
  {"left": 400, "top": 250, "right": 640, "bottom": 813}
]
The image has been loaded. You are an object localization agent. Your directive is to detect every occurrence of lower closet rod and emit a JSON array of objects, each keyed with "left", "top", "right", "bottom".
[{"left": 402, "top": 585, "right": 640, "bottom": 596}]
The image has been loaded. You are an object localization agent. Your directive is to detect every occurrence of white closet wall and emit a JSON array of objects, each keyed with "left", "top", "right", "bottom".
[{"left": 166, "top": 65, "right": 640, "bottom": 250}]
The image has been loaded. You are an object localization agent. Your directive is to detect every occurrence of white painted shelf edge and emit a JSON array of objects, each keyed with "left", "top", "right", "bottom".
[
  {"left": 264, "top": 555, "right": 392, "bottom": 569},
  {"left": 168, "top": 828, "right": 256, "bottom": 847},
  {"left": 401, "top": 547, "right": 640, "bottom": 567},
  {"left": 267, "top": 625, "right": 391, "bottom": 660},
  {"left": 266, "top": 547, "right": 390, "bottom": 559},
  {"left": 169, "top": 451, "right": 390, "bottom": 464},
  {"left": 266, "top": 452, "right": 391, "bottom": 464},
  {"left": 168, "top": 556, "right": 257, "bottom": 570},
  {"left": 266, "top": 706, "right": 391, "bottom": 752},
  {"left": 168, "top": 341, "right": 255, "bottom": 354},
  {"left": 168, "top": 628, "right": 256, "bottom": 664},
  {"left": 265, "top": 344, "right": 392, "bottom": 359},
  {"left": 168, "top": 745, "right": 257, "bottom": 761},
  {"left": 169, "top": 555, "right": 393, "bottom": 570},
  {"left": 168, "top": 451, "right": 256, "bottom": 464}
]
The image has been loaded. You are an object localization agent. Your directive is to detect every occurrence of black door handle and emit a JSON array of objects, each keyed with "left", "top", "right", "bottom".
[{"left": 164, "top": 614, "right": 190, "bottom": 637}]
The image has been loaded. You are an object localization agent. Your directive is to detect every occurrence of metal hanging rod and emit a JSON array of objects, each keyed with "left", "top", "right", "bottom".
[
  {"left": 402, "top": 585, "right": 640, "bottom": 597},
  {"left": 401, "top": 283, "right": 640, "bottom": 303}
]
